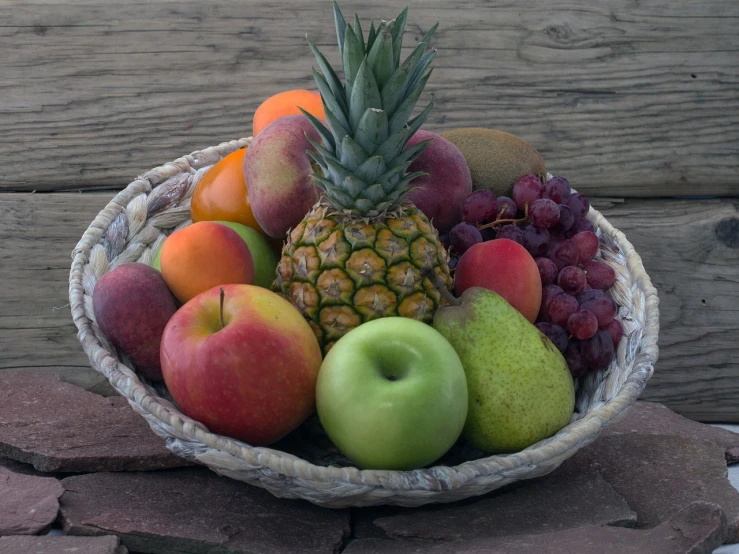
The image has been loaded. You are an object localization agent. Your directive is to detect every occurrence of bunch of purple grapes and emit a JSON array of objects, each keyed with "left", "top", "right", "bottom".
[{"left": 444, "top": 174, "right": 623, "bottom": 378}]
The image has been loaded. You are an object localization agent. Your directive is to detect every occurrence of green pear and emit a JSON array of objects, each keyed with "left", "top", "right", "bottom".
[{"left": 433, "top": 287, "right": 574, "bottom": 453}]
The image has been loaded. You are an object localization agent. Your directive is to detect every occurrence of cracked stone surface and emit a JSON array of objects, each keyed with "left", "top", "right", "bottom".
[
  {"left": 575, "top": 433, "right": 739, "bottom": 543},
  {"left": 355, "top": 416, "right": 739, "bottom": 547},
  {"left": 365, "top": 460, "right": 636, "bottom": 541},
  {"left": 604, "top": 401, "right": 739, "bottom": 463},
  {"left": 0, "top": 457, "right": 46, "bottom": 477},
  {"left": 0, "top": 467, "right": 64, "bottom": 535},
  {"left": 59, "top": 468, "right": 350, "bottom": 554},
  {"left": 344, "top": 501, "right": 727, "bottom": 554},
  {"left": 0, "top": 371, "right": 187, "bottom": 472},
  {"left": 0, "top": 535, "right": 128, "bottom": 554}
]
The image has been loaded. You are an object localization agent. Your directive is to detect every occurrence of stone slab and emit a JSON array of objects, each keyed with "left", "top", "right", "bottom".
[
  {"left": 605, "top": 402, "right": 739, "bottom": 463},
  {"left": 0, "top": 371, "right": 187, "bottom": 472},
  {"left": 59, "top": 468, "right": 350, "bottom": 554},
  {"left": 576, "top": 434, "right": 739, "bottom": 543},
  {"left": 0, "top": 457, "right": 46, "bottom": 477},
  {"left": 344, "top": 501, "right": 727, "bottom": 554},
  {"left": 0, "top": 467, "right": 63, "bottom": 536},
  {"left": 0, "top": 535, "right": 127, "bottom": 554},
  {"left": 368, "top": 461, "right": 635, "bottom": 541}
]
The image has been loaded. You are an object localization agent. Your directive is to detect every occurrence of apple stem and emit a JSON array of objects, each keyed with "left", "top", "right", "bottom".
[
  {"left": 421, "top": 267, "right": 461, "bottom": 307},
  {"left": 219, "top": 287, "right": 226, "bottom": 330}
]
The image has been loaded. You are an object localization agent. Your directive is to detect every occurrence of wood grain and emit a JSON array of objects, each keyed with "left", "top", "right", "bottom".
[
  {"left": 1, "top": 192, "right": 737, "bottom": 420},
  {"left": 1, "top": 0, "right": 738, "bottom": 196}
]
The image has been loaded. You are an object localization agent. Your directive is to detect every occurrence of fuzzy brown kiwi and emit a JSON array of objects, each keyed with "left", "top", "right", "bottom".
[{"left": 439, "top": 128, "right": 547, "bottom": 198}]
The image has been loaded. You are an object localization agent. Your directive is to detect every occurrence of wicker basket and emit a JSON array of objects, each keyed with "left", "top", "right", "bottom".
[{"left": 69, "top": 137, "right": 660, "bottom": 508}]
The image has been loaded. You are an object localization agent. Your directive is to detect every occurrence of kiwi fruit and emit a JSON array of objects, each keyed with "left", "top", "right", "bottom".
[{"left": 439, "top": 128, "right": 546, "bottom": 198}]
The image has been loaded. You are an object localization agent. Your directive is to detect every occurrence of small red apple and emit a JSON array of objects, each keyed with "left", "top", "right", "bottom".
[
  {"left": 454, "top": 238, "right": 542, "bottom": 323},
  {"left": 160, "top": 284, "right": 322, "bottom": 445}
]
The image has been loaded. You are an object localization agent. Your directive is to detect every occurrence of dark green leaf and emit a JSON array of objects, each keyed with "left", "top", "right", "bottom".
[
  {"left": 307, "top": 39, "right": 347, "bottom": 117},
  {"left": 389, "top": 68, "right": 433, "bottom": 135},
  {"left": 367, "top": 28, "right": 395, "bottom": 89},
  {"left": 354, "top": 108, "right": 388, "bottom": 154},
  {"left": 349, "top": 59, "right": 382, "bottom": 131},
  {"left": 299, "top": 107, "right": 336, "bottom": 152},
  {"left": 354, "top": 155, "right": 388, "bottom": 184},
  {"left": 333, "top": 2, "right": 347, "bottom": 57},
  {"left": 340, "top": 136, "right": 367, "bottom": 171},
  {"left": 343, "top": 25, "right": 364, "bottom": 85}
]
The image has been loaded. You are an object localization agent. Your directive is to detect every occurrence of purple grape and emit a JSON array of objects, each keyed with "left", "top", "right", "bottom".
[
  {"left": 536, "top": 322, "right": 569, "bottom": 352},
  {"left": 543, "top": 284, "right": 564, "bottom": 309},
  {"left": 580, "top": 295, "right": 617, "bottom": 327},
  {"left": 461, "top": 190, "right": 497, "bottom": 224},
  {"left": 439, "top": 233, "right": 451, "bottom": 250},
  {"left": 543, "top": 176, "right": 572, "bottom": 204},
  {"left": 567, "top": 310, "right": 599, "bottom": 340},
  {"left": 448, "top": 256, "right": 459, "bottom": 271},
  {"left": 549, "top": 239, "right": 579, "bottom": 271},
  {"left": 555, "top": 204, "right": 575, "bottom": 232},
  {"left": 564, "top": 341, "right": 587, "bottom": 378},
  {"left": 495, "top": 196, "right": 517, "bottom": 220},
  {"left": 480, "top": 227, "right": 496, "bottom": 242},
  {"left": 576, "top": 289, "right": 606, "bottom": 305},
  {"left": 522, "top": 225, "right": 550, "bottom": 257},
  {"left": 566, "top": 193, "right": 590, "bottom": 218},
  {"left": 495, "top": 224, "right": 524, "bottom": 244},
  {"left": 558, "top": 265, "right": 587, "bottom": 295},
  {"left": 571, "top": 231, "right": 599, "bottom": 263},
  {"left": 546, "top": 292, "right": 579, "bottom": 328},
  {"left": 536, "top": 257, "right": 559, "bottom": 286},
  {"left": 512, "top": 175, "right": 544, "bottom": 211},
  {"left": 450, "top": 222, "right": 483, "bottom": 255},
  {"left": 581, "top": 329, "right": 616, "bottom": 370},
  {"left": 528, "top": 198, "right": 560, "bottom": 229},
  {"left": 582, "top": 260, "right": 616, "bottom": 290},
  {"left": 567, "top": 217, "right": 595, "bottom": 238},
  {"left": 603, "top": 319, "right": 624, "bottom": 348}
]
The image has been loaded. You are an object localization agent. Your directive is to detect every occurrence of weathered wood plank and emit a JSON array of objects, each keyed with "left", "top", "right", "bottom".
[
  {"left": 592, "top": 197, "right": 739, "bottom": 422},
  {"left": 1, "top": 0, "right": 737, "bottom": 196},
  {"left": 0, "top": 192, "right": 737, "bottom": 420}
]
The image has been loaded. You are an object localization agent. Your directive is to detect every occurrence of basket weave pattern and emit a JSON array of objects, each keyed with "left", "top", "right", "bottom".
[{"left": 69, "top": 138, "right": 660, "bottom": 508}]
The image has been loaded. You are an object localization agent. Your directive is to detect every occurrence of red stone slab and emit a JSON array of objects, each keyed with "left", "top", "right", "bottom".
[
  {"left": 59, "top": 468, "right": 350, "bottom": 554},
  {"left": 0, "top": 535, "right": 127, "bottom": 554},
  {"left": 0, "top": 467, "right": 63, "bottom": 536},
  {"left": 369, "top": 461, "right": 636, "bottom": 541},
  {"left": 344, "top": 501, "right": 727, "bottom": 554},
  {"left": 604, "top": 401, "right": 739, "bottom": 463},
  {"left": 0, "top": 372, "right": 187, "bottom": 472}
]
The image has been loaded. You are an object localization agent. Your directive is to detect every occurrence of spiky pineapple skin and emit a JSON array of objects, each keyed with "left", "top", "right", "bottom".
[{"left": 274, "top": 203, "right": 453, "bottom": 353}]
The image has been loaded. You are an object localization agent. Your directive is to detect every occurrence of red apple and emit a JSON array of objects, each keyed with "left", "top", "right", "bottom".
[
  {"left": 160, "top": 284, "right": 322, "bottom": 445},
  {"left": 454, "top": 239, "right": 542, "bottom": 323},
  {"left": 92, "top": 262, "right": 178, "bottom": 381}
]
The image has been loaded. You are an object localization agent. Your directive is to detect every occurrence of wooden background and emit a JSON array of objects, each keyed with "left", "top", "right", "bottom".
[{"left": 0, "top": 0, "right": 737, "bottom": 421}]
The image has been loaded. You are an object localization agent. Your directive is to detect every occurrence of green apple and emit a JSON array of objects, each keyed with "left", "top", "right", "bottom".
[
  {"left": 316, "top": 317, "right": 468, "bottom": 470},
  {"left": 150, "top": 221, "right": 278, "bottom": 289}
]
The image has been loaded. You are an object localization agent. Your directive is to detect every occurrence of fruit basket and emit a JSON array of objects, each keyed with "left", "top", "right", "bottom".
[{"left": 69, "top": 134, "right": 660, "bottom": 508}]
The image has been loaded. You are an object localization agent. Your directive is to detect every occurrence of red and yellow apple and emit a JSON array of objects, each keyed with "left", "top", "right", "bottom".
[
  {"left": 454, "top": 238, "right": 542, "bottom": 323},
  {"left": 159, "top": 284, "right": 322, "bottom": 445}
]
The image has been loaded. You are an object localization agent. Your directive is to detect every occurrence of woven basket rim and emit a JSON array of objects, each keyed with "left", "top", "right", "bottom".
[{"left": 69, "top": 137, "right": 661, "bottom": 501}]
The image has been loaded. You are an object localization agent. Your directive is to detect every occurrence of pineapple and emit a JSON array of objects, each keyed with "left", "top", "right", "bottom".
[{"left": 273, "top": 3, "right": 453, "bottom": 353}]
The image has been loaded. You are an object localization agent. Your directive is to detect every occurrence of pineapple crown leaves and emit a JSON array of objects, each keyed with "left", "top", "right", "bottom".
[{"left": 301, "top": 2, "right": 438, "bottom": 216}]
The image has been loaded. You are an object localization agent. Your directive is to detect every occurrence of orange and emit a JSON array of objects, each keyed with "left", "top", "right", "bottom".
[
  {"left": 252, "top": 89, "right": 325, "bottom": 137},
  {"left": 191, "top": 149, "right": 265, "bottom": 235}
]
